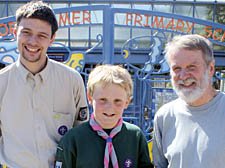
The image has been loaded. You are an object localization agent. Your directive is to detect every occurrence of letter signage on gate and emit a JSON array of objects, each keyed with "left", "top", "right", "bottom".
[
  {"left": 0, "top": 22, "right": 15, "bottom": 37},
  {"left": 126, "top": 13, "right": 195, "bottom": 34},
  {"left": 58, "top": 10, "right": 91, "bottom": 26},
  {"left": 123, "top": 12, "right": 225, "bottom": 43},
  {"left": 1, "top": 6, "right": 225, "bottom": 42}
]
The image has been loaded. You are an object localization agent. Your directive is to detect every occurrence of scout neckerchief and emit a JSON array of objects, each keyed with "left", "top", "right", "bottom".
[{"left": 89, "top": 113, "right": 123, "bottom": 168}]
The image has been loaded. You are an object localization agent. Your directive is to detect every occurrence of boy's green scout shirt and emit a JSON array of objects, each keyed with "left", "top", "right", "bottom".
[
  {"left": 0, "top": 59, "right": 89, "bottom": 168},
  {"left": 55, "top": 121, "right": 153, "bottom": 168}
]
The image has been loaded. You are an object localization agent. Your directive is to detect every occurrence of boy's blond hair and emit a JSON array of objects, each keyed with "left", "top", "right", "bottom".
[{"left": 87, "top": 64, "right": 133, "bottom": 98}]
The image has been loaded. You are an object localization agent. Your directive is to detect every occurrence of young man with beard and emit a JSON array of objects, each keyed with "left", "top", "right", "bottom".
[
  {"left": 0, "top": 1, "right": 88, "bottom": 168},
  {"left": 152, "top": 34, "right": 225, "bottom": 168}
]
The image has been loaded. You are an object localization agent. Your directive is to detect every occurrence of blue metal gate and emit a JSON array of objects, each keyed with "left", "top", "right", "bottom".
[{"left": 1, "top": 4, "right": 225, "bottom": 138}]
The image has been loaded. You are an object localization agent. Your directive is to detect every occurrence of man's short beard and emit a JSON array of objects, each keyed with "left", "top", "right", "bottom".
[
  {"left": 171, "top": 69, "right": 210, "bottom": 104},
  {"left": 21, "top": 50, "right": 41, "bottom": 63}
]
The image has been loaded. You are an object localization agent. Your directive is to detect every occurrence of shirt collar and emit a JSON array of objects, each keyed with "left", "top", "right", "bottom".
[
  {"left": 16, "top": 60, "right": 30, "bottom": 84},
  {"left": 39, "top": 57, "right": 50, "bottom": 83},
  {"left": 16, "top": 57, "right": 51, "bottom": 83}
]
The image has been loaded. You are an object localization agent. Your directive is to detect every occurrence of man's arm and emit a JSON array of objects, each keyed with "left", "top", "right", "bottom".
[
  {"left": 152, "top": 116, "right": 168, "bottom": 168},
  {"left": 73, "top": 73, "right": 89, "bottom": 126}
]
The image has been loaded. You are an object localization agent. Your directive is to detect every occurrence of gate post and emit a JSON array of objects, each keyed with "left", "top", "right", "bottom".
[{"left": 103, "top": 6, "right": 114, "bottom": 64}]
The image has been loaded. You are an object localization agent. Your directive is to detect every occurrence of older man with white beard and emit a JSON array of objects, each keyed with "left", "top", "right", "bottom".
[{"left": 152, "top": 34, "right": 225, "bottom": 168}]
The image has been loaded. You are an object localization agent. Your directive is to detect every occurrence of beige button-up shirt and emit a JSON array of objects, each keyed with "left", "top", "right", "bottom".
[{"left": 0, "top": 58, "right": 89, "bottom": 168}]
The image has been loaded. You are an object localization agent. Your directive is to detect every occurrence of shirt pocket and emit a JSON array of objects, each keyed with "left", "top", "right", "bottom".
[{"left": 52, "top": 111, "right": 73, "bottom": 142}]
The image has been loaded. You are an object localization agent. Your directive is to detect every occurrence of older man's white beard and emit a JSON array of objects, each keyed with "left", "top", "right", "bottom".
[{"left": 171, "top": 69, "right": 210, "bottom": 103}]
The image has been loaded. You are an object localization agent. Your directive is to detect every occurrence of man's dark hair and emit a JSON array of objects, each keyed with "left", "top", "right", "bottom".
[{"left": 16, "top": 1, "right": 58, "bottom": 37}]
